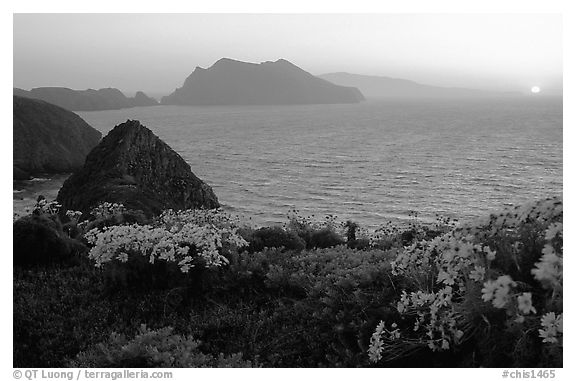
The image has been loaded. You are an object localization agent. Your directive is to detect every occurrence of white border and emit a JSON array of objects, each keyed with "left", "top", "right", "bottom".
[{"left": 3, "top": 1, "right": 572, "bottom": 379}]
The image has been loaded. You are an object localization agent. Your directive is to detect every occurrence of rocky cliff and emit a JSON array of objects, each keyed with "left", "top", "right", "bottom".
[
  {"left": 14, "top": 87, "right": 158, "bottom": 111},
  {"left": 13, "top": 96, "right": 102, "bottom": 180},
  {"left": 57, "top": 120, "right": 220, "bottom": 216},
  {"left": 162, "top": 58, "right": 365, "bottom": 105}
]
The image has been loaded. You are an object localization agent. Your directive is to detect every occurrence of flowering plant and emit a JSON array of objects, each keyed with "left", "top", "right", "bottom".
[
  {"left": 88, "top": 202, "right": 126, "bottom": 220},
  {"left": 368, "top": 197, "right": 563, "bottom": 364},
  {"left": 84, "top": 207, "right": 248, "bottom": 273},
  {"left": 33, "top": 197, "right": 61, "bottom": 215}
]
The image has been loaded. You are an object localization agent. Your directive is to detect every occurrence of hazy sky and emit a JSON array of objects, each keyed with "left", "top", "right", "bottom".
[{"left": 13, "top": 13, "right": 562, "bottom": 95}]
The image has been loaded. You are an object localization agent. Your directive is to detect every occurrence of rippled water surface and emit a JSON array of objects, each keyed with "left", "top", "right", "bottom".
[{"left": 16, "top": 98, "right": 562, "bottom": 227}]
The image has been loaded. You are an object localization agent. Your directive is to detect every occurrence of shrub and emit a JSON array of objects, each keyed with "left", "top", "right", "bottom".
[
  {"left": 344, "top": 221, "right": 371, "bottom": 250},
  {"left": 13, "top": 264, "right": 222, "bottom": 367},
  {"left": 83, "top": 208, "right": 248, "bottom": 290},
  {"left": 244, "top": 226, "right": 306, "bottom": 252},
  {"left": 70, "top": 325, "right": 255, "bottom": 368},
  {"left": 77, "top": 202, "right": 149, "bottom": 237},
  {"left": 13, "top": 214, "right": 86, "bottom": 268},
  {"left": 367, "top": 213, "right": 455, "bottom": 251},
  {"left": 231, "top": 246, "right": 398, "bottom": 366},
  {"left": 308, "top": 227, "right": 345, "bottom": 249},
  {"left": 14, "top": 266, "right": 112, "bottom": 367},
  {"left": 13, "top": 196, "right": 89, "bottom": 268},
  {"left": 285, "top": 211, "right": 347, "bottom": 249}
]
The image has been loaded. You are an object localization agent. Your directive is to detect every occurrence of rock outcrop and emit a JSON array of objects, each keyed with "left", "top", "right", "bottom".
[
  {"left": 162, "top": 58, "right": 365, "bottom": 105},
  {"left": 57, "top": 120, "right": 219, "bottom": 216},
  {"left": 13, "top": 96, "right": 102, "bottom": 179},
  {"left": 14, "top": 87, "right": 158, "bottom": 111},
  {"left": 132, "top": 91, "right": 159, "bottom": 107}
]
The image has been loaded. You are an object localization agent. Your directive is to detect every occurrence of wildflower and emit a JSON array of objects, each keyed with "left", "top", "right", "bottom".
[
  {"left": 481, "top": 280, "right": 498, "bottom": 302},
  {"left": 469, "top": 265, "right": 486, "bottom": 282},
  {"left": 539, "top": 312, "right": 563, "bottom": 344},
  {"left": 493, "top": 287, "right": 509, "bottom": 308},
  {"left": 85, "top": 209, "right": 247, "bottom": 273},
  {"left": 481, "top": 276, "right": 516, "bottom": 308},
  {"left": 517, "top": 292, "right": 536, "bottom": 314},
  {"left": 532, "top": 245, "right": 562, "bottom": 288},
  {"left": 437, "top": 270, "right": 455, "bottom": 285},
  {"left": 368, "top": 321, "right": 386, "bottom": 362},
  {"left": 483, "top": 246, "right": 496, "bottom": 261},
  {"left": 66, "top": 210, "right": 83, "bottom": 220},
  {"left": 397, "top": 291, "right": 409, "bottom": 313},
  {"left": 389, "top": 329, "right": 401, "bottom": 340},
  {"left": 454, "top": 330, "right": 464, "bottom": 341},
  {"left": 544, "top": 222, "right": 562, "bottom": 240},
  {"left": 117, "top": 252, "right": 129, "bottom": 262}
]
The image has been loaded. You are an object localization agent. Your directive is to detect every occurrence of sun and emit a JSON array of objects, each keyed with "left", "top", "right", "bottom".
[{"left": 531, "top": 86, "right": 541, "bottom": 94}]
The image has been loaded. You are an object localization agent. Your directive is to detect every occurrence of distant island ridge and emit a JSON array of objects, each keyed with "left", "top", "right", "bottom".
[
  {"left": 161, "top": 58, "right": 365, "bottom": 105},
  {"left": 13, "top": 59, "right": 527, "bottom": 110},
  {"left": 13, "top": 87, "right": 158, "bottom": 111},
  {"left": 319, "top": 72, "right": 520, "bottom": 99}
]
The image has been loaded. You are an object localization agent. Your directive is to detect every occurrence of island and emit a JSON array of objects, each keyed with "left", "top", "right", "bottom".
[
  {"left": 161, "top": 58, "right": 365, "bottom": 105},
  {"left": 14, "top": 87, "right": 158, "bottom": 111}
]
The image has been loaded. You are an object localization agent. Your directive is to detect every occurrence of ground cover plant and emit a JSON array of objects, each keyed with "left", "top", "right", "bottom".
[{"left": 13, "top": 197, "right": 562, "bottom": 367}]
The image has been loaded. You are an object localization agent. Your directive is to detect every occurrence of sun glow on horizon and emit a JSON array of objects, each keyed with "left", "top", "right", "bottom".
[{"left": 531, "top": 86, "right": 541, "bottom": 94}]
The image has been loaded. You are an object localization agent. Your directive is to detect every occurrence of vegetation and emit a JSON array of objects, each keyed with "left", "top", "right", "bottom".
[{"left": 13, "top": 197, "right": 562, "bottom": 367}]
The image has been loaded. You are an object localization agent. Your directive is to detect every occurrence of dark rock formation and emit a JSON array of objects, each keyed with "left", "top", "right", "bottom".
[
  {"left": 14, "top": 87, "right": 158, "bottom": 111},
  {"left": 57, "top": 120, "right": 219, "bottom": 217},
  {"left": 162, "top": 58, "right": 365, "bottom": 105},
  {"left": 13, "top": 96, "right": 102, "bottom": 179}
]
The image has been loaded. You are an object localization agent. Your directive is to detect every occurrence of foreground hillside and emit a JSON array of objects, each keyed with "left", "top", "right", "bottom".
[{"left": 13, "top": 197, "right": 562, "bottom": 368}]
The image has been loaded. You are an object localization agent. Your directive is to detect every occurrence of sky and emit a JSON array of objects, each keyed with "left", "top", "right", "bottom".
[{"left": 13, "top": 13, "right": 563, "bottom": 96}]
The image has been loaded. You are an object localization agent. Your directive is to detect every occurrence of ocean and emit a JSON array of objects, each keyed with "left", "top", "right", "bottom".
[{"left": 13, "top": 97, "right": 563, "bottom": 228}]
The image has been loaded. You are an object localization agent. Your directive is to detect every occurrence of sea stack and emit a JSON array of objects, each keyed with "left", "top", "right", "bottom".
[{"left": 57, "top": 120, "right": 220, "bottom": 216}]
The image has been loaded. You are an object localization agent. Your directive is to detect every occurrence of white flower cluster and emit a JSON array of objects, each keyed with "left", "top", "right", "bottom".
[
  {"left": 90, "top": 202, "right": 126, "bottom": 219},
  {"left": 539, "top": 312, "right": 563, "bottom": 344},
  {"left": 368, "top": 234, "right": 483, "bottom": 359},
  {"left": 34, "top": 198, "right": 61, "bottom": 215},
  {"left": 14, "top": 198, "right": 75, "bottom": 221},
  {"left": 455, "top": 197, "right": 562, "bottom": 242},
  {"left": 481, "top": 275, "right": 517, "bottom": 308},
  {"left": 392, "top": 233, "right": 495, "bottom": 290},
  {"left": 531, "top": 223, "right": 562, "bottom": 290},
  {"left": 369, "top": 198, "right": 563, "bottom": 363},
  {"left": 368, "top": 321, "right": 387, "bottom": 363},
  {"left": 65, "top": 210, "right": 83, "bottom": 221},
  {"left": 84, "top": 208, "right": 248, "bottom": 273}
]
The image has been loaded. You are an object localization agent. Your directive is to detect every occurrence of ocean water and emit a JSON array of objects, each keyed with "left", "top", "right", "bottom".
[{"left": 14, "top": 98, "right": 562, "bottom": 228}]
